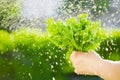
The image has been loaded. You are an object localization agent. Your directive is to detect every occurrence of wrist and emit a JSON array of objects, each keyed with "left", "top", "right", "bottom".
[
  {"left": 96, "top": 59, "right": 113, "bottom": 80},
  {"left": 93, "top": 58, "right": 103, "bottom": 76}
]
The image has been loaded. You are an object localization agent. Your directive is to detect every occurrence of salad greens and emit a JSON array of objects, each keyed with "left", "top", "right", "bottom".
[{"left": 47, "top": 14, "right": 106, "bottom": 52}]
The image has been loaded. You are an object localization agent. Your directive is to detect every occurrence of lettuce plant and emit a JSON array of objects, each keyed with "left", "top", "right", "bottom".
[{"left": 47, "top": 14, "right": 106, "bottom": 52}]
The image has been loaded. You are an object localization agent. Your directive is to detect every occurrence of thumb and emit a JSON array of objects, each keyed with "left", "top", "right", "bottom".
[{"left": 89, "top": 50, "right": 101, "bottom": 59}]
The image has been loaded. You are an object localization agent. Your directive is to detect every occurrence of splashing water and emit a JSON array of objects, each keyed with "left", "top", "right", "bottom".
[
  {"left": 20, "top": 0, "right": 62, "bottom": 30},
  {"left": 20, "top": 0, "right": 120, "bottom": 29},
  {"left": 22, "top": 0, "right": 62, "bottom": 19},
  {"left": 99, "top": 0, "right": 120, "bottom": 28}
]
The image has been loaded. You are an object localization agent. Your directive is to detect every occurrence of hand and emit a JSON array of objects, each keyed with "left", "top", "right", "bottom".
[{"left": 70, "top": 50, "right": 102, "bottom": 75}]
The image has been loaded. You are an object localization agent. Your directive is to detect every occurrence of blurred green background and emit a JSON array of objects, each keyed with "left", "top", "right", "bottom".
[
  {"left": 0, "top": 28, "right": 120, "bottom": 80},
  {"left": 0, "top": 0, "right": 120, "bottom": 80}
]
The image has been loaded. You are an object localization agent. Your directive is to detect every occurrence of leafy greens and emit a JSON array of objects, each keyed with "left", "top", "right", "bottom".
[{"left": 47, "top": 14, "right": 106, "bottom": 52}]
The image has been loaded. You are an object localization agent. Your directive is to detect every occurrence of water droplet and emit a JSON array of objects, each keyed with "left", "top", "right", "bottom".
[
  {"left": 28, "top": 73, "right": 32, "bottom": 79},
  {"left": 52, "top": 76, "right": 55, "bottom": 80},
  {"left": 105, "top": 48, "right": 108, "bottom": 51}
]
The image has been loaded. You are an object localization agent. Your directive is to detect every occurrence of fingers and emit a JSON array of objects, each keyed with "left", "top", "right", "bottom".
[
  {"left": 74, "top": 69, "right": 84, "bottom": 75},
  {"left": 74, "top": 69, "right": 80, "bottom": 75},
  {"left": 70, "top": 51, "right": 88, "bottom": 62},
  {"left": 70, "top": 51, "right": 78, "bottom": 61},
  {"left": 74, "top": 68, "right": 91, "bottom": 75}
]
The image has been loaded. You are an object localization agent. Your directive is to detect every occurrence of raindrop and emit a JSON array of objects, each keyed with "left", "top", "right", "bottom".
[
  {"left": 51, "top": 65, "right": 54, "bottom": 69},
  {"left": 39, "top": 61, "right": 42, "bottom": 65},
  {"left": 55, "top": 55, "right": 57, "bottom": 58},
  {"left": 105, "top": 48, "right": 108, "bottom": 51},
  {"left": 28, "top": 73, "right": 32, "bottom": 79},
  {"left": 55, "top": 62, "right": 58, "bottom": 65},
  {"left": 60, "top": 63, "right": 62, "bottom": 66},
  {"left": 8, "top": 62, "right": 13, "bottom": 65},
  {"left": 32, "top": 62, "right": 34, "bottom": 66},
  {"left": 46, "top": 58, "right": 49, "bottom": 61},
  {"left": 49, "top": 56, "right": 52, "bottom": 59},
  {"left": 52, "top": 76, "right": 55, "bottom": 80}
]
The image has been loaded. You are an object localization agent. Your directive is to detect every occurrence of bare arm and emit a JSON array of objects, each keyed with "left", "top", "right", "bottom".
[
  {"left": 70, "top": 50, "right": 120, "bottom": 80},
  {"left": 98, "top": 59, "right": 120, "bottom": 80}
]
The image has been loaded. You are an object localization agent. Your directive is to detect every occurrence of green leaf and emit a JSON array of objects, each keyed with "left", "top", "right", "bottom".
[{"left": 47, "top": 14, "right": 107, "bottom": 52}]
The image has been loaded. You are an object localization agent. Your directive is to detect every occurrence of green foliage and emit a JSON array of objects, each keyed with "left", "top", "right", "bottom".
[
  {"left": 0, "top": 0, "right": 21, "bottom": 31},
  {"left": 13, "top": 28, "right": 46, "bottom": 53},
  {"left": 96, "top": 29, "right": 120, "bottom": 61},
  {"left": 0, "top": 30, "right": 15, "bottom": 54},
  {"left": 0, "top": 28, "right": 69, "bottom": 80},
  {"left": 59, "top": 0, "right": 110, "bottom": 17},
  {"left": 47, "top": 14, "right": 106, "bottom": 52},
  {"left": 0, "top": 27, "right": 120, "bottom": 80}
]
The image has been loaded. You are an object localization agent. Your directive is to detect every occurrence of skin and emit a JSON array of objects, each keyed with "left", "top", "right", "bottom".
[{"left": 70, "top": 50, "right": 120, "bottom": 80}]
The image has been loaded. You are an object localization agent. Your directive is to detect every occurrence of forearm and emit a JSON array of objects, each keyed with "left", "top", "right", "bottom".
[{"left": 97, "top": 59, "right": 120, "bottom": 80}]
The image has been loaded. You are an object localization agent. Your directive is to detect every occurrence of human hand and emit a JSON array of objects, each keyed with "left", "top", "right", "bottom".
[{"left": 70, "top": 50, "right": 102, "bottom": 75}]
